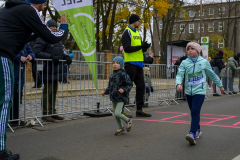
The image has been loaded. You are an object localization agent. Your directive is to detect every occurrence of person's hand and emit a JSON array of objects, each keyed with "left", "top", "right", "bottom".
[
  {"left": 20, "top": 56, "right": 28, "bottom": 63},
  {"left": 51, "top": 56, "right": 59, "bottom": 65},
  {"left": 177, "top": 84, "right": 183, "bottom": 92},
  {"left": 142, "top": 42, "right": 149, "bottom": 49},
  {"left": 220, "top": 87, "right": 225, "bottom": 94},
  {"left": 118, "top": 88, "right": 124, "bottom": 93},
  {"left": 27, "top": 55, "right": 33, "bottom": 61},
  {"left": 149, "top": 52, "right": 154, "bottom": 58},
  {"left": 65, "top": 56, "right": 72, "bottom": 65},
  {"left": 61, "top": 13, "right": 69, "bottom": 25},
  {"left": 102, "top": 91, "right": 105, "bottom": 96}
]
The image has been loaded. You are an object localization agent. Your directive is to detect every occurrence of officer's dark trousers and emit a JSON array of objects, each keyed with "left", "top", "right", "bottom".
[{"left": 124, "top": 63, "right": 145, "bottom": 111}]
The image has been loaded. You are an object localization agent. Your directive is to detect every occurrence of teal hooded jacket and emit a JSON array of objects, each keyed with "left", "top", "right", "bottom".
[{"left": 176, "top": 56, "right": 223, "bottom": 96}]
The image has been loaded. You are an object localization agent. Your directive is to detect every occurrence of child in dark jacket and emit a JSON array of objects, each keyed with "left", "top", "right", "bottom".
[
  {"left": 143, "top": 67, "right": 153, "bottom": 106},
  {"left": 102, "top": 56, "right": 133, "bottom": 135}
]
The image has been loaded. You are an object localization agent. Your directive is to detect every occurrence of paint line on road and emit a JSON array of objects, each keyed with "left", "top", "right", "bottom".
[{"left": 232, "top": 154, "right": 240, "bottom": 160}]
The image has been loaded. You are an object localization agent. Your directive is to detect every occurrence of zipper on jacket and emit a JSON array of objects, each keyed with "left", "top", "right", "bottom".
[{"left": 191, "top": 63, "right": 196, "bottom": 96}]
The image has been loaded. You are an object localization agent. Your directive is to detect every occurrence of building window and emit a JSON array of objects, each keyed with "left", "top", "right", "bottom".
[
  {"left": 198, "top": 23, "right": 204, "bottom": 33},
  {"left": 210, "top": 41, "right": 214, "bottom": 49},
  {"left": 159, "top": 20, "right": 163, "bottom": 29},
  {"left": 218, "top": 22, "right": 223, "bottom": 32},
  {"left": 219, "top": 7, "right": 225, "bottom": 14},
  {"left": 172, "top": 25, "right": 176, "bottom": 34},
  {"left": 209, "top": 8, "right": 214, "bottom": 15},
  {"left": 208, "top": 22, "right": 214, "bottom": 32},
  {"left": 189, "top": 10, "right": 195, "bottom": 17},
  {"left": 180, "top": 10, "right": 185, "bottom": 18},
  {"left": 218, "top": 39, "right": 224, "bottom": 48},
  {"left": 199, "top": 10, "right": 204, "bottom": 16},
  {"left": 189, "top": 24, "right": 194, "bottom": 33},
  {"left": 180, "top": 24, "right": 185, "bottom": 33},
  {"left": 159, "top": 35, "right": 162, "bottom": 44}
]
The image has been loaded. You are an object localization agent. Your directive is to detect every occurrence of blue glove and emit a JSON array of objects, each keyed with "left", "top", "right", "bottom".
[
  {"left": 146, "top": 87, "right": 149, "bottom": 93},
  {"left": 69, "top": 53, "right": 74, "bottom": 59},
  {"left": 151, "top": 87, "right": 154, "bottom": 92}
]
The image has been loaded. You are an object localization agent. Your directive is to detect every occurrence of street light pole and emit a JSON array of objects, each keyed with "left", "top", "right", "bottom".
[{"left": 200, "top": 0, "right": 202, "bottom": 42}]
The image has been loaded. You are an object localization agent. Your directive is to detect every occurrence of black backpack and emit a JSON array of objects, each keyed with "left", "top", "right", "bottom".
[{"left": 210, "top": 59, "right": 216, "bottom": 67}]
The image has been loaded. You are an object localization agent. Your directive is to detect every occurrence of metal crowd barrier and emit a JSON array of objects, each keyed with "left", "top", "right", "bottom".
[
  {"left": 11, "top": 59, "right": 237, "bottom": 130},
  {"left": 141, "top": 64, "right": 172, "bottom": 106},
  {"left": 223, "top": 67, "right": 240, "bottom": 95}
]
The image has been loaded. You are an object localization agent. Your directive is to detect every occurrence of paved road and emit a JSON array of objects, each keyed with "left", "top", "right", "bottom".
[{"left": 6, "top": 94, "right": 240, "bottom": 160}]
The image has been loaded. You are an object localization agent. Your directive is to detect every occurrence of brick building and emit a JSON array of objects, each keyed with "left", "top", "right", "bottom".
[{"left": 153, "top": 1, "right": 240, "bottom": 59}]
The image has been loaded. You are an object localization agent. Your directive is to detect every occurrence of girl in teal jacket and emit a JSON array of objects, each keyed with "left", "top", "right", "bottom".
[{"left": 176, "top": 42, "right": 224, "bottom": 145}]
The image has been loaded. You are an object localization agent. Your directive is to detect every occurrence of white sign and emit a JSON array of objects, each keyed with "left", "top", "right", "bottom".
[
  {"left": 201, "top": 37, "right": 209, "bottom": 44},
  {"left": 52, "top": 0, "right": 92, "bottom": 11},
  {"left": 167, "top": 45, "right": 186, "bottom": 66},
  {"left": 37, "top": 64, "right": 43, "bottom": 71},
  {"left": 201, "top": 37, "right": 209, "bottom": 60}
]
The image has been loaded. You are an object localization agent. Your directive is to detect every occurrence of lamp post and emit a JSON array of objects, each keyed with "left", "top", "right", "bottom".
[{"left": 200, "top": 0, "right": 202, "bottom": 42}]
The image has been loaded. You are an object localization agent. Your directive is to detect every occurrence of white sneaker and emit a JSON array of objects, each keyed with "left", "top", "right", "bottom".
[
  {"left": 126, "top": 118, "right": 133, "bottom": 132},
  {"left": 115, "top": 128, "right": 125, "bottom": 135}
]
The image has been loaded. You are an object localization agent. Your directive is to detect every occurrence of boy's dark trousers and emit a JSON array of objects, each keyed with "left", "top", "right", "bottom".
[{"left": 124, "top": 63, "right": 145, "bottom": 111}]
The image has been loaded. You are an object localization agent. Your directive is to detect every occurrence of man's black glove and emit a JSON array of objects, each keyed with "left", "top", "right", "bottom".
[
  {"left": 65, "top": 56, "right": 72, "bottom": 65},
  {"left": 51, "top": 55, "right": 59, "bottom": 65},
  {"left": 142, "top": 42, "right": 149, "bottom": 49}
]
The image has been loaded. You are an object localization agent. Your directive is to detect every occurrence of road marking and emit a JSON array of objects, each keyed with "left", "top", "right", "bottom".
[
  {"left": 132, "top": 111, "right": 240, "bottom": 129},
  {"left": 232, "top": 154, "right": 240, "bottom": 160}
]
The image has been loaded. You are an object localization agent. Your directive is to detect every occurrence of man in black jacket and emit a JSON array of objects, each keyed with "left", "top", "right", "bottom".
[
  {"left": 0, "top": 0, "right": 68, "bottom": 159},
  {"left": 121, "top": 14, "right": 151, "bottom": 117},
  {"left": 34, "top": 20, "right": 72, "bottom": 122},
  {"left": 212, "top": 50, "right": 225, "bottom": 96}
]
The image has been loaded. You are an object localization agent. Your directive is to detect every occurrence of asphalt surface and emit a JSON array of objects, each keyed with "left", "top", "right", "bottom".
[{"left": 6, "top": 94, "right": 240, "bottom": 160}]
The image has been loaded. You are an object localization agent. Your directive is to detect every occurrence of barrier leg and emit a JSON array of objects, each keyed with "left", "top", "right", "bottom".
[
  {"left": 8, "top": 124, "right": 14, "bottom": 133},
  {"left": 35, "top": 117, "right": 44, "bottom": 127}
]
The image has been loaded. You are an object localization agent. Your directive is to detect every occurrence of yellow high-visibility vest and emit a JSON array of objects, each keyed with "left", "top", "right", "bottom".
[{"left": 124, "top": 27, "right": 143, "bottom": 62}]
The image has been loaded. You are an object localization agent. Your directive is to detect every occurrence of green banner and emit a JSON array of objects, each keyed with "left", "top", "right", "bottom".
[{"left": 52, "top": 0, "right": 98, "bottom": 89}]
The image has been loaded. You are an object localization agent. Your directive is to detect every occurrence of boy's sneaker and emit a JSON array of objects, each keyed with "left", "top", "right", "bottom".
[
  {"left": 1, "top": 149, "right": 20, "bottom": 160},
  {"left": 213, "top": 93, "right": 221, "bottom": 96},
  {"left": 126, "top": 119, "right": 133, "bottom": 132},
  {"left": 186, "top": 132, "right": 196, "bottom": 145},
  {"left": 122, "top": 111, "right": 132, "bottom": 118},
  {"left": 136, "top": 110, "right": 152, "bottom": 117},
  {"left": 115, "top": 128, "right": 125, "bottom": 136},
  {"left": 195, "top": 129, "right": 202, "bottom": 139},
  {"left": 232, "top": 91, "right": 237, "bottom": 94}
]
